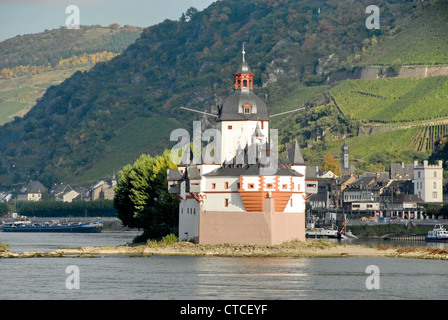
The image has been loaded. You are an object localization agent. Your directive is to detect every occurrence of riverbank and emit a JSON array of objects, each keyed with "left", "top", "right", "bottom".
[{"left": 2, "top": 239, "right": 448, "bottom": 260}]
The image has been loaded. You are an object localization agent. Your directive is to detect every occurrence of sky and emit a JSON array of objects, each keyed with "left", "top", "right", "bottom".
[{"left": 0, "top": 0, "right": 216, "bottom": 41}]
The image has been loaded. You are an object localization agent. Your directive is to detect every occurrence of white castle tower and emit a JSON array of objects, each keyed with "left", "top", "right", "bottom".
[{"left": 168, "top": 49, "right": 310, "bottom": 245}]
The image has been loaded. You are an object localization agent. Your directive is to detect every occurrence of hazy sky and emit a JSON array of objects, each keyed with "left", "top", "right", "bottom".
[{"left": 0, "top": 0, "right": 216, "bottom": 41}]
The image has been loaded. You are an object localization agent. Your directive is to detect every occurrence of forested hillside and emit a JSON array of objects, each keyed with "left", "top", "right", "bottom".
[
  {"left": 0, "top": 25, "right": 141, "bottom": 71},
  {"left": 0, "top": 25, "right": 141, "bottom": 127},
  {"left": 0, "top": 0, "right": 447, "bottom": 187}
]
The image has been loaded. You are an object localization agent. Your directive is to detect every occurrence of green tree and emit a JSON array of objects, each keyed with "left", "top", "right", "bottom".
[
  {"left": 114, "top": 150, "right": 178, "bottom": 241},
  {"left": 320, "top": 152, "right": 341, "bottom": 176},
  {"left": 390, "top": 58, "right": 402, "bottom": 76},
  {"left": 185, "top": 7, "right": 199, "bottom": 21},
  {"left": 0, "top": 202, "right": 8, "bottom": 216}
]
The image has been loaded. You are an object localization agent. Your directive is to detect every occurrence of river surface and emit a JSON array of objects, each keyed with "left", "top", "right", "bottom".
[{"left": 1, "top": 232, "right": 448, "bottom": 300}]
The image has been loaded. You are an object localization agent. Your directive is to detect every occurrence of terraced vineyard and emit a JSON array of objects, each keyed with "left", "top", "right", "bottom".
[
  {"left": 330, "top": 123, "right": 448, "bottom": 169},
  {"left": 411, "top": 123, "right": 448, "bottom": 152},
  {"left": 358, "top": 1, "right": 448, "bottom": 66},
  {"left": 330, "top": 76, "right": 448, "bottom": 123}
]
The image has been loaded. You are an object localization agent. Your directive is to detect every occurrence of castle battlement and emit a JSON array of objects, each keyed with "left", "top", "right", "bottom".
[{"left": 413, "top": 160, "right": 443, "bottom": 168}]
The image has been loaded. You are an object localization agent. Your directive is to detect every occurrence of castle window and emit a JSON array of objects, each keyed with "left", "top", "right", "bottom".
[
  {"left": 224, "top": 199, "right": 229, "bottom": 207},
  {"left": 243, "top": 104, "right": 251, "bottom": 114},
  {"left": 266, "top": 183, "right": 273, "bottom": 189},
  {"left": 237, "top": 183, "right": 240, "bottom": 189},
  {"left": 434, "top": 171, "right": 437, "bottom": 178},
  {"left": 228, "top": 125, "right": 232, "bottom": 130},
  {"left": 225, "top": 182, "right": 229, "bottom": 189},
  {"left": 282, "top": 184, "right": 288, "bottom": 190},
  {"left": 212, "top": 183, "right": 216, "bottom": 190},
  {"left": 248, "top": 183, "right": 254, "bottom": 189}
]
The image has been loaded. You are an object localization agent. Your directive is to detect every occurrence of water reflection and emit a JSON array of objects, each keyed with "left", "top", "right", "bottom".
[
  {"left": 192, "top": 257, "right": 314, "bottom": 299},
  {"left": 1, "top": 253, "right": 448, "bottom": 299}
]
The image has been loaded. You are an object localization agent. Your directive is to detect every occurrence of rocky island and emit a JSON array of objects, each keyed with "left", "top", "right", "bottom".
[{"left": 2, "top": 240, "right": 448, "bottom": 260}]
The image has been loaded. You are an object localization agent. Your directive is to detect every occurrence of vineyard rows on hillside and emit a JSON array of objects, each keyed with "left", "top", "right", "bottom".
[
  {"left": 411, "top": 123, "right": 448, "bottom": 153},
  {"left": 330, "top": 76, "right": 448, "bottom": 123}
]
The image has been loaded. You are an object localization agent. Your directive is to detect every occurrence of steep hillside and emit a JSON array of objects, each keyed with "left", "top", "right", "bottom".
[
  {"left": 329, "top": 76, "right": 448, "bottom": 123},
  {"left": 0, "top": 0, "right": 446, "bottom": 186},
  {"left": 357, "top": 0, "right": 448, "bottom": 66},
  {"left": 0, "top": 25, "right": 141, "bottom": 70},
  {"left": 0, "top": 25, "right": 141, "bottom": 125}
]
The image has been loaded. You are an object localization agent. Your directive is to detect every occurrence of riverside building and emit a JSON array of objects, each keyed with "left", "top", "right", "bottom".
[
  {"left": 168, "top": 52, "right": 313, "bottom": 245},
  {"left": 414, "top": 160, "right": 443, "bottom": 204}
]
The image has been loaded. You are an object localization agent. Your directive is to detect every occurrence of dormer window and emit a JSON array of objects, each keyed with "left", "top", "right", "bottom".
[{"left": 243, "top": 104, "right": 252, "bottom": 114}]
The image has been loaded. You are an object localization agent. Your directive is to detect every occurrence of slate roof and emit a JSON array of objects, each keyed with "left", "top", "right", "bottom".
[
  {"left": 235, "top": 61, "right": 253, "bottom": 74},
  {"left": 203, "top": 163, "right": 303, "bottom": 177},
  {"left": 167, "top": 169, "right": 183, "bottom": 181},
  {"left": 218, "top": 89, "right": 269, "bottom": 121},
  {"left": 287, "top": 139, "right": 305, "bottom": 165},
  {"left": 393, "top": 194, "right": 423, "bottom": 203},
  {"left": 184, "top": 165, "right": 202, "bottom": 180},
  {"left": 350, "top": 176, "right": 376, "bottom": 188},
  {"left": 21, "top": 181, "right": 47, "bottom": 193},
  {"left": 305, "top": 166, "right": 319, "bottom": 180},
  {"left": 92, "top": 180, "right": 108, "bottom": 189},
  {"left": 390, "top": 162, "right": 414, "bottom": 180},
  {"left": 50, "top": 184, "right": 72, "bottom": 195}
]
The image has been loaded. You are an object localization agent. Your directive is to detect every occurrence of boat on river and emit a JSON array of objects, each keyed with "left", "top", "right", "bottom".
[
  {"left": 306, "top": 222, "right": 343, "bottom": 239},
  {"left": 305, "top": 217, "right": 358, "bottom": 240},
  {"left": 2, "top": 219, "right": 103, "bottom": 233},
  {"left": 425, "top": 225, "right": 448, "bottom": 242}
]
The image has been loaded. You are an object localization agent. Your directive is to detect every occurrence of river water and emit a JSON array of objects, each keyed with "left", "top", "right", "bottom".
[{"left": 1, "top": 231, "right": 448, "bottom": 300}]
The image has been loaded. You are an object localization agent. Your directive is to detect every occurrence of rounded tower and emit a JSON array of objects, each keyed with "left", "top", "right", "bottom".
[{"left": 217, "top": 46, "right": 270, "bottom": 164}]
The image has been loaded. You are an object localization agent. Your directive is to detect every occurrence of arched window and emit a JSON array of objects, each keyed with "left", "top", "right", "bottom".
[{"left": 243, "top": 104, "right": 251, "bottom": 114}]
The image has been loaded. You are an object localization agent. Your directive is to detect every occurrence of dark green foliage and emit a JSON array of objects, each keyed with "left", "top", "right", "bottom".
[
  {"left": 0, "top": 202, "right": 8, "bottom": 216},
  {"left": 114, "top": 151, "right": 178, "bottom": 241},
  {"left": 17, "top": 199, "right": 116, "bottom": 217}
]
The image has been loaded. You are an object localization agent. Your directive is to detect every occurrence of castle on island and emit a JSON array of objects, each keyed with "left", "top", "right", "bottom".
[{"left": 167, "top": 51, "right": 317, "bottom": 245}]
